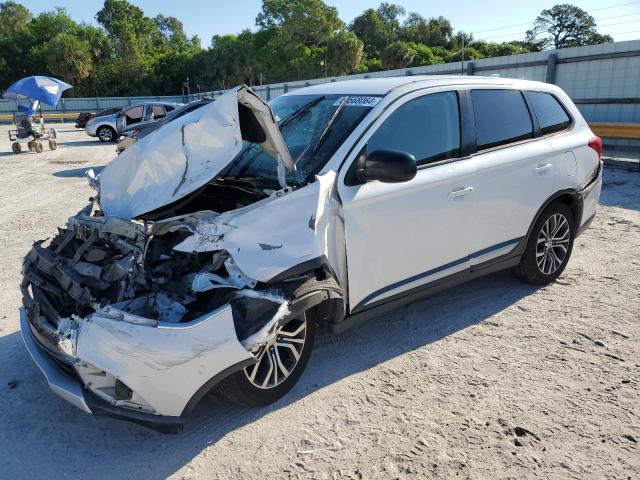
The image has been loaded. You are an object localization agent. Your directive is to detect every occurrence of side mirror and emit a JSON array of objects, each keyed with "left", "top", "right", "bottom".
[{"left": 353, "top": 149, "right": 417, "bottom": 185}]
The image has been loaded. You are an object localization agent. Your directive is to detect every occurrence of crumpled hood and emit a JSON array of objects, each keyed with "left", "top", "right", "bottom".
[{"left": 98, "top": 86, "right": 293, "bottom": 219}]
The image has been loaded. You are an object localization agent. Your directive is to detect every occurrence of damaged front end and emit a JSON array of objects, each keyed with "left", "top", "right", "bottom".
[
  {"left": 20, "top": 86, "right": 346, "bottom": 431},
  {"left": 20, "top": 204, "right": 345, "bottom": 431}
]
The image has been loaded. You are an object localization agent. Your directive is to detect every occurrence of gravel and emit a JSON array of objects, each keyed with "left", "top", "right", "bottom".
[{"left": 0, "top": 125, "right": 638, "bottom": 479}]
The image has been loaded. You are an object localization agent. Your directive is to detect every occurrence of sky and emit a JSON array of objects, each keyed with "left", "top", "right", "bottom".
[{"left": 17, "top": 0, "right": 640, "bottom": 46}]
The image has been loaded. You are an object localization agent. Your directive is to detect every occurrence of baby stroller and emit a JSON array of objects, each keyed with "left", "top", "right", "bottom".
[
  {"left": 8, "top": 112, "right": 58, "bottom": 154},
  {"left": 2, "top": 75, "right": 71, "bottom": 154}
]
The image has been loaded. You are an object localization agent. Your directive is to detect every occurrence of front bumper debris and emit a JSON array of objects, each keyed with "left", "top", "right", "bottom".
[
  {"left": 20, "top": 307, "right": 90, "bottom": 413},
  {"left": 20, "top": 303, "right": 255, "bottom": 431}
]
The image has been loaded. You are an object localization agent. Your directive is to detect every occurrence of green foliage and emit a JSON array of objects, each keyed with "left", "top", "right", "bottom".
[
  {"left": 326, "top": 32, "right": 364, "bottom": 76},
  {"left": 349, "top": 9, "right": 387, "bottom": 58},
  {"left": 382, "top": 41, "right": 443, "bottom": 69},
  {"left": 401, "top": 14, "right": 452, "bottom": 48},
  {"left": 526, "top": 4, "right": 613, "bottom": 49},
  {"left": 0, "top": 1, "right": 616, "bottom": 97}
]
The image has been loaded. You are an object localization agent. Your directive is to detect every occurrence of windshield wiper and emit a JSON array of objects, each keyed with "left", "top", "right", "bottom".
[
  {"left": 308, "top": 96, "right": 349, "bottom": 156},
  {"left": 214, "top": 175, "right": 280, "bottom": 193}
]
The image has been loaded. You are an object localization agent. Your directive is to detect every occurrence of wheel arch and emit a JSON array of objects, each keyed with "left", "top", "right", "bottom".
[
  {"left": 522, "top": 189, "right": 583, "bottom": 252},
  {"left": 181, "top": 262, "right": 345, "bottom": 416},
  {"left": 267, "top": 256, "right": 346, "bottom": 328}
]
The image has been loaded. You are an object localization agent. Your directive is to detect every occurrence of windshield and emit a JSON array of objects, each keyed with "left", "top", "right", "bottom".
[
  {"left": 220, "top": 94, "right": 376, "bottom": 188},
  {"left": 96, "top": 107, "right": 121, "bottom": 117}
]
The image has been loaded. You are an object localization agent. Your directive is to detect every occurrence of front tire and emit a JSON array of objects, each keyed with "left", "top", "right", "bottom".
[
  {"left": 513, "top": 201, "right": 575, "bottom": 284},
  {"left": 97, "top": 126, "right": 116, "bottom": 142},
  {"left": 216, "top": 312, "right": 316, "bottom": 408}
]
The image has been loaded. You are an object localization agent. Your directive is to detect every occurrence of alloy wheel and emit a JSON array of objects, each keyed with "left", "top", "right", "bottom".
[
  {"left": 98, "top": 128, "right": 113, "bottom": 142},
  {"left": 536, "top": 213, "right": 570, "bottom": 275},
  {"left": 243, "top": 316, "right": 307, "bottom": 390}
]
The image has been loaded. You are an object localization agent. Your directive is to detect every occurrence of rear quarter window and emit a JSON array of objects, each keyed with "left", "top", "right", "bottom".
[
  {"left": 527, "top": 91, "right": 571, "bottom": 135},
  {"left": 471, "top": 89, "right": 533, "bottom": 151}
]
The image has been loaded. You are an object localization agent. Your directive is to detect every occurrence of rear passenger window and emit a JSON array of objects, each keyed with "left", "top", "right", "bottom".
[
  {"left": 367, "top": 91, "right": 460, "bottom": 166},
  {"left": 527, "top": 91, "right": 571, "bottom": 135},
  {"left": 471, "top": 89, "right": 533, "bottom": 151}
]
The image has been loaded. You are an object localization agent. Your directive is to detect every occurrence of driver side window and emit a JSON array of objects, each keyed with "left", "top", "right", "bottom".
[{"left": 367, "top": 91, "right": 461, "bottom": 166}]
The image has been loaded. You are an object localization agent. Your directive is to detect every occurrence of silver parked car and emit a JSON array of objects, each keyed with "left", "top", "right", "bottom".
[{"left": 85, "top": 101, "right": 182, "bottom": 142}]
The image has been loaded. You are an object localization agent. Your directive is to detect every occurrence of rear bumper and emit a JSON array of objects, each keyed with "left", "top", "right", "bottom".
[{"left": 577, "top": 160, "right": 603, "bottom": 237}]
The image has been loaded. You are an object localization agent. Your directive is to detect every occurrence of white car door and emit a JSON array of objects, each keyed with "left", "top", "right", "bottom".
[
  {"left": 467, "top": 88, "right": 556, "bottom": 267},
  {"left": 337, "top": 90, "right": 476, "bottom": 313}
]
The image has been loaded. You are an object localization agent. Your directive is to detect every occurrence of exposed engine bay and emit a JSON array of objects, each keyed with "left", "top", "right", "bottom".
[{"left": 20, "top": 86, "right": 346, "bottom": 424}]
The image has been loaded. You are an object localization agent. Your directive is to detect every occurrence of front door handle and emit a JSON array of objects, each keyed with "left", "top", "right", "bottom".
[
  {"left": 535, "top": 163, "right": 553, "bottom": 174},
  {"left": 448, "top": 186, "right": 474, "bottom": 198}
]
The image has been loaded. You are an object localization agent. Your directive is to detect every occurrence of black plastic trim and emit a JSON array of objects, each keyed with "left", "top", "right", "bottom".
[
  {"left": 267, "top": 255, "right": 334, "bottom": 284},
  {"left": 523, "top": 188, "right": 582, "bottom": 250},
  {"left": 181, "top": 357, "right": 256, "bottom": 416},
  {"left": 84, "top": 390, "right": 185, "bottom": 434},
  {"left": 522, "top": 91, "right": 541, "bottom": 137},
  {"left": 330, "top": 253, "right": 521, "bottom": 335},
  {"left": 458, "top": 89, "right": 477, "bottom": 156}
]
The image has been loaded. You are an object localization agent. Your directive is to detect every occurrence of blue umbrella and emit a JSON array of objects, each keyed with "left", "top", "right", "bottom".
[{"left": 2, "top": 76, "right": 72, "bottom": 110}]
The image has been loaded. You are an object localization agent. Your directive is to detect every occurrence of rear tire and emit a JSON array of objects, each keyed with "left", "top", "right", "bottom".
[
  {"left": 34, "top": 141, "right": 44, "bottom": 153},
  {"left": 12, "top": 142, "right": 21, "bottom": 154},
  {"left": 513, "top": 202, "right": 575, "bottom": 284},
  {"left": 97, "top": 126, "right": 116, "bottom": 142},
  {"left": 215, "top": 312, "right": 316, "bottom": 408},
  {"left": 48, "top": 139, "right": 58, "bottom": 150}
]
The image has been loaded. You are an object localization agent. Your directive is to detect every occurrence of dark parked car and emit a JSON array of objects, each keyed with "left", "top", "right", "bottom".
[{"left": 75, "top": 112, "right": 94, "bottom": 129}]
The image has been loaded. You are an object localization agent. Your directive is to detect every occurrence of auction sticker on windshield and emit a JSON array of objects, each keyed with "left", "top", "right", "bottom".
[{"left": 333, "top": 96, "right": 381, "bottom": 107}]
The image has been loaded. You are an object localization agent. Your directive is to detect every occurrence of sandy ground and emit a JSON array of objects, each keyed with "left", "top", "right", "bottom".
[{"left": 0, "top": 124, "right": 638, "bottom": 479}]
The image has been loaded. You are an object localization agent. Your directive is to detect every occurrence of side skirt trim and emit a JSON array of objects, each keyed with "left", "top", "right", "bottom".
[
  {"left": 331, "top": 253, "right": 521, "bottom": 335},
  {"left": 353, "top": 237, "right": 522, "bottom": 313}
]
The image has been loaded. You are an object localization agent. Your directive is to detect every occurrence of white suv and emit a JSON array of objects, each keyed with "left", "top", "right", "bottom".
[{"left": 20, "top": 77, "right": 602, "bottom": 432}]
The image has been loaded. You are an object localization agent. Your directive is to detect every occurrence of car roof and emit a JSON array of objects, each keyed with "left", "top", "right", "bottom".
[
  {"left": 284, "top": 75, "right": 552, "bottom": 97},
  {"left": 125, "top": 101, "right": 183, "bottom": 107}
]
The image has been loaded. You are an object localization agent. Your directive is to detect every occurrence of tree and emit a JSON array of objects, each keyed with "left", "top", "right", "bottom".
[
  {"left": 0, "top": 1, "right": 32, "bottom": 88},
  {"left": 256, "top": 0, "right": 343, "bottom": 45},
  {"left": 411, "top": 43, "right": 440, "bottom": 66},
  {"left": 45, "top": 33, "right": 93, "bottom": 84},
  {"left": 471, "top": 40, "right": 534, "bottom": 57},
  {"left": 0, "top": 1, "right": 30, "bottom": 39},
  {"left": 325, "top": 31, "right": 364, "bottom": 76},
  {"left": 526, "top": 4, "right": 613, "bottom": 49},
  {"left": 376, "top": 2, "right": 405, "bottom": 40},
  {"left": 349, "top": 9, "right": 387, "bottom": 58},
  {"left": 381, "top": 41, "right": 414, "bottom": 69},
  {"left": 401, "top": 14, "right": 452, "bottom": 47}
]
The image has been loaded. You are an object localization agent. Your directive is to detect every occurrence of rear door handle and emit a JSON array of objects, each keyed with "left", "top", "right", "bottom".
[
  {"left": 535, "top": 163, "right": 553, "bottom": 174},
  {"left": 448, "top": 186, "right": 474, "bottom": 198}
]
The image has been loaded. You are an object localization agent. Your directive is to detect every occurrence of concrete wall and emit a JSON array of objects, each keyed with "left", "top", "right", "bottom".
[{"left": 2, "top": 39, "right": 639, "bottom": 130}]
